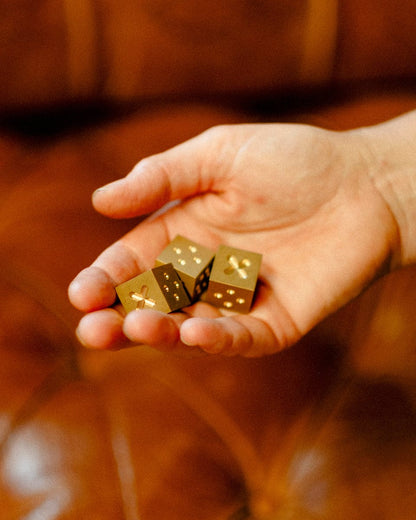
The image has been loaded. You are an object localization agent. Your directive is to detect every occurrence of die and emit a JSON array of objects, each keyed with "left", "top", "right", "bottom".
[
  {"left": 155, "top": 235, "right": 215, "bottom": 301},
  {"left": 115, "top": 263, "right": 191, "bottom": 314},
  {"left": 204, "top": 245, "right": 262, "bottom": 313}
]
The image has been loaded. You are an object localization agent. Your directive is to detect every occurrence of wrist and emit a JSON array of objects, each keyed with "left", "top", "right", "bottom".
[{"left": 354, "top": 111, "right": 416, "bottom": 268}]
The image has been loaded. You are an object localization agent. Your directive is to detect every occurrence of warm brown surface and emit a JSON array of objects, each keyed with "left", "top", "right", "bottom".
[
  {"left": 1, "top": 96, "right": 415, "bottom": 519},
  {"left": 1, "top": 2, "right": 416, "bottom": 517},
  {"left": 3, "top": 1, "right": 416, "bottom": 113}
]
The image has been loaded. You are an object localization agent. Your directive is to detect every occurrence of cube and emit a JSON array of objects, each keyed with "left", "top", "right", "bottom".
[
  {"left": 204, "top": 245, "right": 262, "bottom": 313},
  {"left": 115, "top": 263, "right": 191, "bottom": 314},
  {"left": 155, "top": 235, "right": 215, "bottom": 301}
]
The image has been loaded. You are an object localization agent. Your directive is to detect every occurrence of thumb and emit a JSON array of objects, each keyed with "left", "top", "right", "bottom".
[{"left": 92, "top": 127, "right": 229, "bottom": 219}]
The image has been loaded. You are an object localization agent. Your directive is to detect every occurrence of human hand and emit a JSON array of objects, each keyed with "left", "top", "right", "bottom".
[{"left": 68, "top": 122, "right": 399, "bottom": 356}]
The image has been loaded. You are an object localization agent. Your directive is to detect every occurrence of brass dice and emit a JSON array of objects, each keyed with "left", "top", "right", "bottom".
[
  {"left": 116, "top": 237, "right": 262, "bottom": 315},
  {"left": 155, "top": 235, "right": 215, "bottom": 301},
  {"left": 116, "top": 263, "right": 191, "bottom": 314},
  {"left": 204, "top": 245, "right": 262, "bottom": 313}
]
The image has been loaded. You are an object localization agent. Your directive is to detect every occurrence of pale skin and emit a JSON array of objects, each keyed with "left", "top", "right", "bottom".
[{"left": 68, "top": 110, "right": 416, "bottom": 357}]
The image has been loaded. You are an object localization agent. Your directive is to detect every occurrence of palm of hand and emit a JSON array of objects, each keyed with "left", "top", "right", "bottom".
[{"left": 69, "top": 124, "right": 396, "bottom": 356}]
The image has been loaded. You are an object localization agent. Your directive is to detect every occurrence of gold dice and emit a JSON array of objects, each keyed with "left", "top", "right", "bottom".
[
  {"left": 204, "top": 245, "right": 262, "bottom": 313},
  {"left": 115, "top": 263, "right": 191, "bottom": 314},
  {"left": 116, "top": 238, "right": 262, "bottom": 315},
  {"left": 155, "top": 235, "right": 215, "bottom": 301}
]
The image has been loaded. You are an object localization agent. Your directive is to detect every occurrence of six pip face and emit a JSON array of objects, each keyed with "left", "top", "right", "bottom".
[{"left": 155, "top": 235, "right": 215, "bottom": 301}]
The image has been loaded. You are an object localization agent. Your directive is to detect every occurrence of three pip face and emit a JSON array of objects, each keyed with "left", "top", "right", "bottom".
[{"left": 116, "top": 235, "right": 262, "bottom": 315}]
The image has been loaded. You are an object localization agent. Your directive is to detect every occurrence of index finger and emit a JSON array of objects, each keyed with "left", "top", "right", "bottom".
[{"left": 68, "top": 219, "right": 169, "bottom": 312}]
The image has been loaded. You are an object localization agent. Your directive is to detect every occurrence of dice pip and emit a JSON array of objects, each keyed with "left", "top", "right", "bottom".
[
  {"left": 204, "top": 245, "right": 262, "bottom": 313},
  {"left": 115, "top": 263, "right": 191, "bottom": 314},
  {"left": 155, "top": 235, "right": 215, "bottom": 301}
]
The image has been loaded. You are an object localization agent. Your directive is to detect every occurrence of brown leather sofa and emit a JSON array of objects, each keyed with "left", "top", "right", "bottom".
[{"left": 1, "top": 2, "right": 416, "bottom": 519}]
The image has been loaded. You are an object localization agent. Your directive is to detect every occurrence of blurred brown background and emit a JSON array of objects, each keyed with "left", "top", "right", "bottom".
[{"left": 0, "top": 2, "right": 415, "bottom": 519}]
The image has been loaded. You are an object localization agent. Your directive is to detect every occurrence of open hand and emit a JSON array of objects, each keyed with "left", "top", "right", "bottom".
[{"left": 68, "top": 122, "right": 398, "bottom": 356}]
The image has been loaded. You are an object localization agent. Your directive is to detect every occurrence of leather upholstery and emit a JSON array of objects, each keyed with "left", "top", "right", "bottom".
[
  {"left": 0, "top": 3, "right": 416, "bottom": 518},
  {"left": 1, "top": 97, "right": 415, "bottom": 519}
]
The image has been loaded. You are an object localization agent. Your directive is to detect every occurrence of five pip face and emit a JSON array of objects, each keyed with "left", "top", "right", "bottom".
[{"left": 116, "top": 235, "right": 262, "bottom": 315}]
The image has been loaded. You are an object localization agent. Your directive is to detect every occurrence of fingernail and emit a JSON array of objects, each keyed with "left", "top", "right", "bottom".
[
  {"left": 93, "top": 179, "right": 122, "bottom": 194},
  {"left": 75, "top": 327, "right": 88, "bottom": 347}
]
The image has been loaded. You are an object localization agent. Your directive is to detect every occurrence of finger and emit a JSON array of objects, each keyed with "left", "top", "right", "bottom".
[
  {"left": 76, "top": 308, "right": 130, "bottom": 350},
  {"left": 179, "top": 315, "right": 279, "bottom": 357},
  {"left": 91, "top": 126, "right": 232, "bottom": 219},
  {"left": 68, "top": 266, "right": 117, "bottom": 312},
  {"left": 122, "top": 309, "right": 205, "bottom": 356},
  {"left": 68, "top": 222, "right": 169, "bottom": 312}
]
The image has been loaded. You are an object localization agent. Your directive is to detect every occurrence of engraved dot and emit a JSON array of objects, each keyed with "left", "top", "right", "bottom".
[
  {"left": 178, "top": 259, "right": 186, "bottom": 266},
  {"left": 214, "top": 292, "right": 223, "bottom": 299},
  {"left": 242, "top": 258, "right": 251, "bottom": 267},
  {"left": 164, "top": 273, "right": 170, "bottom": 280},
  {"left": 236, "top": 298, "right": 245, "bottom": 305},
  {"left": 196, "top": 285, "right": 202, "bottom": 294},
  {"left": 174, "top": 281, "right": 180, "bottom": 288},
  {"left": 188, "top": 245, "right": 197, "bottom": 253},
  {"left": 174, "top": 293, "right": 180, "bottom": 301},
  {"left": 226, "top": 289, "right": 235, "bottom": 295},
  {"left": 173, "top": 247, "right": 182, "bottom": 254},
  {"left": 193, "top": 257, "right": 202, "bottom": 264},
  {"left": 163, "top": 285, "right": 170, "bottom": 292},
  {"left": 205, "top": 268, "right": 211, "bottom": 276},
  {"left": 224, "top": 301, "right": 233, "bottom": 308}
]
